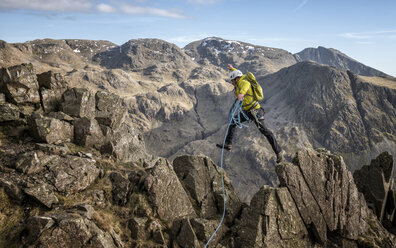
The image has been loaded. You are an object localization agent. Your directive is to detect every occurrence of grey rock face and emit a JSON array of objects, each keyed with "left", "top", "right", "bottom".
[
  {"left": 95, "top": 90, "right": 126, "bottom": 129},
  {"left": 173, "top": 155, "right": 241, "bottom": 222},
  {"left": 23, "top": 183, "right": 59, "bottom": 208},
  {"left": 145, "top": 158, "right": 196, "bottom": 221},
  {"left": 0, "top": 103, "right": 20, "bottom": 122},
  {"left": 235, "top": 186, "right": 310, "bottom": 248},
  {"left": 74, "top": 117, "right": 106, "bottom": 149},
  {"left": 28, "top": 113, "right": 73, "bottom": 144},
  {"left": 44, "top": 155, "right": 100, "bottom": 195},
  {"left": 0, "top": 63, "right": 40, "bottom": 105},
  {"left": 37, "top": 71, "right": 68, "bottom": 113},
  {"left": 276, "top": 149, "right": 369, "bottom": 244},
  {"left": 354, "top": 152, "right": 394, "bottom": 223},
  {"left": 60, "top": 87, "right": 95, "bottom": 118},
  {"left": 22, "top": 213, "right": 119, "bottom": 248}
]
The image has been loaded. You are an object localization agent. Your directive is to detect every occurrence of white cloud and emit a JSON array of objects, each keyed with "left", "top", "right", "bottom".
[
  {"left": 340, "top": 30, "right": 396, "bottom": 39},
  {"left": 0, "top": 0, "right": 186, "bottom": 18},
  {"left": 96, "top": 3, "right": 116, "bottom": 13},
  {"left": 120, "top": 4, "right": 186, "bottom": 18},
  {"left": 0, "top": 0, "right": 92, "bottom": 12}
]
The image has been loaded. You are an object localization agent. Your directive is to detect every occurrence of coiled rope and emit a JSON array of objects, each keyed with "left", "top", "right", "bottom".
[{"left": 204, "top": 100, "right": 249, "bottom": 248}]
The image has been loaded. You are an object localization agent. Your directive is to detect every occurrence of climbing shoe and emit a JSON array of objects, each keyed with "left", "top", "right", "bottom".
[
  {"left": 216, "top": 143, "right": 232, "bottom": 151},
  {"left": 276, "top": 150, "right": 285, "bottom": 163}
]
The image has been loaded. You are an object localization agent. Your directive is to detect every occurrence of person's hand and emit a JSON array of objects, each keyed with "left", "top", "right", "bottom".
[
  {"left": 227, "top": 64, "right": 234, "bottom": 71},
  {"left": 237, "top": 93, "right": 244, "bottom": 101}
]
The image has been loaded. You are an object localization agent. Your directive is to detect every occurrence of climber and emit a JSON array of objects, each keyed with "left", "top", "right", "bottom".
[{"left": 216, "top": 64, "right": 284, "bottom": 163}]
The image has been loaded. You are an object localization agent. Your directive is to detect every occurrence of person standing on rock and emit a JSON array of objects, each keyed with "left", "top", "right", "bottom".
[{"left": 216, "top": 64, "right": 284, "bottom": 163}]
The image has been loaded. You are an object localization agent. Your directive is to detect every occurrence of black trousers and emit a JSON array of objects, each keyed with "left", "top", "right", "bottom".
[{"left": 225, "top": 107, "right": 281, "bottom": 154}]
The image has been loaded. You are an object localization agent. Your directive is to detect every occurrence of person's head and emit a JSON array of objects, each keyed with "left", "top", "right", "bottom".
[{"left": 229, "top": 70, "right": 242, "bottom": 85}]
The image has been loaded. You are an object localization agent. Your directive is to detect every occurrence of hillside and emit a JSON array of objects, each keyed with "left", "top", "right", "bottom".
[
  {"left": 0, "top": 37, "right": 395, "bottom": 204},
  {"left": 295, "top": 46, "right": 390, "bottom": 77},
  {"left": 1, "top": 64, "right": 395, "bottom": 246}
]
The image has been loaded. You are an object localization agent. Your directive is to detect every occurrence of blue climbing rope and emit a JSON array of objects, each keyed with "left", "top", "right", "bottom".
[{"left": 204, "top": 100, "right": 249, "bottom": 248}]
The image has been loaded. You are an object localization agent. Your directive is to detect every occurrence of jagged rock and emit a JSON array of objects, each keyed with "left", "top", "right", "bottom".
[
  {"left": 100, "top": 123, "right": 147, "bottom": 162},
  {"left": 28, "top": 113, "right": 73, "bottom": 144},
  {"left": 0, "top": 63, "right": 40, "bottom": 105},
  {"left": 74, "top": 117, "right": 106, "bottom": 149},
  {"left": 354, "top": 151, "right": 394, "bottom": 222},
  {"left": 23, "top": 183, "right": 59, "bottom": 208},
  {"left": 95, "top": 90, "right": 126, "bottom": 129},
  {"left": 148, "top": 221, "right": 166, "bottom": 245},
  {"left": 190, "top": 218, "right": 228, "bottom": 247},
  {"left": 145, "top": 158, "right": 196, "bottom": 221},
  {"left": 14, "top": 151, "right": 44, "bottom": 174},
  {"left": 235, "top": 186, "right": 310, "bottom": 248},
  {"left": 129, "top": 217, "right": 148, "bottom": 240},
  {"left": 109, "top": 171, "right": 132, "bottom": 205},
  {"left": 0, "top": 176, "right": 24, "bottom": 201},
  {"left": 173, "top": 219, "right": 201, "bottom": 248},
  {"left": 0, "top": 103, "right": 20, "bottom": 122},
  {"left": 37, "top": 71, "right": 68, "bottom": 89},
  {"left": 173, "top": 155, "right": 242, "bottom": 223},
  {"left": 44, "top": 155, "right": 100, "bottom": 195},
  {"left": 276, "top": 148, "right": 369, "bottom": 244},
  {"left": 60, "top": 87, "right": 95, "bottom": 118},
  {"left": 37, "top": 71, "right": 68, "bottom": 113},
  {"left": 22, "top": 213, "right": 119, "bottom": 248}
]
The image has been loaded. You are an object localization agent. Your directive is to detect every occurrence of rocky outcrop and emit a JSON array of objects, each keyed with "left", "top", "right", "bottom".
[
  {"left": 276, "top": 149, "right": 369, "bottom": 244},
  {"left": 0, "top": 63, "right": 40, "bottom": 105},
  {"left": 37, "top": 71, "right": 68, "bottom": 113},
  {"left": 295, "top": 46, "right": 389, "bottom": 77},
  {"left": 354, "top": 152, "right": 396, "bottom": 232}
]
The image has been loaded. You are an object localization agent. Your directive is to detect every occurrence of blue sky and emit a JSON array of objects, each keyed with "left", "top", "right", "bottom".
[{"left": 1, "top": 0, "right": 395, "bottom": 76}]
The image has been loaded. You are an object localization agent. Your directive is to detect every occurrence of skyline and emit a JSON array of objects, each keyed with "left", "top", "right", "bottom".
[{"left": 0, "top": 0, "right": 395, "bottom": 76}]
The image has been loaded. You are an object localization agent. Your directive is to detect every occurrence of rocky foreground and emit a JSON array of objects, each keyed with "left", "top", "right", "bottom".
[{"left": 1, "top": 64, "right": 396, "bottom": 247}]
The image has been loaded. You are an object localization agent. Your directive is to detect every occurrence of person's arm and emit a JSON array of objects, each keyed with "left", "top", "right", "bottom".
[
  {"left": 227, "top": 64, "right": 236, "bottom": 71},
  {"left": 237, "top": 81, "right": 250, "bottom": 101}
]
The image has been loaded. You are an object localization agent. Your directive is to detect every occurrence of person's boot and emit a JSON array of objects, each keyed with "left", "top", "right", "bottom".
[
  {"left": 276, "top": 150, "right": 285, "bottom": 163},
  {"left": 216, "top": 143, "right": 232, "bottom": 151}
]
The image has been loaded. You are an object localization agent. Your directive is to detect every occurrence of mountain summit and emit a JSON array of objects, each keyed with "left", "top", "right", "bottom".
[{"left": 294, "top": 46, "right": 389, "bottom": 77}]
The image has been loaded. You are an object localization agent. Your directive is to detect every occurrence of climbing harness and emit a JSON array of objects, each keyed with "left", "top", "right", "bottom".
[{"left": 204, "top": 100, "right": 249, "bottom": 248}]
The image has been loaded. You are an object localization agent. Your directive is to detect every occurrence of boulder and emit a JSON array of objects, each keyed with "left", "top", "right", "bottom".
[
  {"left": 276, "top": 148, "right": 369, "bottom": 244},
  {"left": 0, "top": 103, "right": 20, "bottom": 122},
  {"left": 37, "top": 71, "right": 68, "bottom": 113},
  {"left": 235, "top": 186, "right": 310, "bottom": 248},
  {"left": 100, "top": 123, "right": 147, "bottom": 162},
  {"left": 172, "top": 219, "right": 201, "bottom": 248},
  {"left": 60, "top": 88, "right": 95, "bottom": 118},
  {"left": 43, "top": 155, "right": 100, "bottom": 196},
  {"left": 144, "top": 158, "right": 196, "bottom": 221},
  {"left": 23, "top": 183, "right": 59, "bottom": 208},
  {"left": 95, "top": 90, "right": 126, "bottom": 129},
  {"left": 28, "top": 113, "right": 73, "bottom": 144},
  {"left": 109, "top": 171, "right": 132, "bottom": 205},
  {"left": 0, "top": 63, "right": 40, "bottom": 105},
  {"left": 173, "top": 155, "right": 242, "bottom": 223},
  {"left": 354, "top": 152, "right": 394, "bottom": 223},
  {"left": 14, "top": 151, "right": 44, "bottom": 174},
  {"left": 22, "top": 213, "right": 119, "bottom": 248},
  {"left": 74, "top": 117, "right": 105, "bottom": 149}
]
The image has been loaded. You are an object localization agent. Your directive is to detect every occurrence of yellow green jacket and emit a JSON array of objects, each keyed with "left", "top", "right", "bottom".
[{"left": 232, "top": 69, "right": 260, "bottom": 111}]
